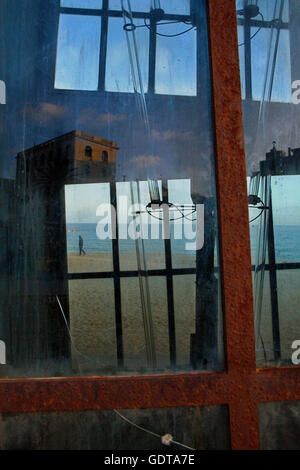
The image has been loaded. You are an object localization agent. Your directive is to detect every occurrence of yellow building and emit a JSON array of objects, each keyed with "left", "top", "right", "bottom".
[{"left": 16, "top": 130, "right": 118, "bottom": 186}]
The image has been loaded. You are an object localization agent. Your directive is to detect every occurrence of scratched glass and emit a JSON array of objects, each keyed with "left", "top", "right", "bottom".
[
  {"left": 259, "top": 401, "right": 300, "bottom": 449},
  {"left": 0, "top": 405, "right": 230, "bottom": 450},
  {"left": 0, "top": 0, "right": 224, "bottom": 378}
]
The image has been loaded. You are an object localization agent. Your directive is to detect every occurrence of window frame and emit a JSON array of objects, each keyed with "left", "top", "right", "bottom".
[
  {"left": 1, "top": 0, "right": 300, "bottom": 450},
  {"left": 237, "top": 7, "right": 290, "bottom": 101}
]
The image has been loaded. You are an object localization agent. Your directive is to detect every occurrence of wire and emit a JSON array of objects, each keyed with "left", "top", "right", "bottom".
[
  {"left": 56, "top": 295, "right": 104, "bottom": 367},
  {"left": 143, "top": 18, "right": 195, "bottom": 37},
  {"left": 57, "top": 298, "right": 195, "bottom": 450},
  {"left": 249, "top": 208, "right": 264, "bottom": 223},
  {"left": 146, "top": 205, "right": 197, "bottom": 222},
  {"left": 171, "top": 203, "right": 197, "bottom": 221},
  {"left": 134, "top": 20, "right": 182, "bottom": 28},
  {"left": 238, "top": 12, "right": 264, "bottom": 47}
]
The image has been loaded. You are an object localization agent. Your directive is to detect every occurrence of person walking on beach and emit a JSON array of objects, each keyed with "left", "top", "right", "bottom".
[{"left": 79, "top": 235, "right": 86, "bottom": 256}]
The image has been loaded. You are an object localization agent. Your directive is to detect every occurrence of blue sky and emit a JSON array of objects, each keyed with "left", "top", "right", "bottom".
[
  {"left": 65, "top": 179, "right": 193, "bottom": 223},
  {"left": 66, "top": 175, "right": 300, "bottom": 227}
]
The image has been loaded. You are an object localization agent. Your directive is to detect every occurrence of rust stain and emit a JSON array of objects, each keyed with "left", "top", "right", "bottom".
[{"left": 208, "top": 0, "right": 258, "bottom": 449}]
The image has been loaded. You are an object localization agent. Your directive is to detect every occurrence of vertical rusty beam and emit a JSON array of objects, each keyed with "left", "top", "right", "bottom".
[{"left": 207, "top": 0, "right": 259, "bottom": 449}]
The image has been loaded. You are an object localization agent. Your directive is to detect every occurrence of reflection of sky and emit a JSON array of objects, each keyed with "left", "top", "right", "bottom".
[
  {"left": 61, "top": 0, "right": 102, "bottom": 8},
  {"left": 109, "top": 0, "right": 190, "bottom": 14},
  {"left": 55, "top": 4, "right": 196, "bottom": 95},
  {"left": 251, "top": 28, "right": 291, "bottom": 102},
  {"left": 67, "top": 176, "right": 300, "bottom": 226},
  {"left": 55, "top": 14, "right": 101, "bottom": 90},
  {"left": 248, "top": 176, "right": 300, "bottom": 226},
  {"left": 257, "top": 0, "right": 289, "bottom": 22},
  {"left": 272, "top": 176, "right": 300, "bottom": 225},
  {"left": 237, "top": 0, "right": 291, "bottom": 102},
  {"left": 106, "top": 18, "right": 149, "bottom": 93},
  {"left": 236, "top": 0, "right": 289, "bottom": 21},
  {"left": 110, "top": 0, "right": 149, "bottom": 11},
  {"left": 156, "top": 23, "right": 196, "bottom": 96},
  {"left": 65, "top": 183, "right": 110, "bottom": 223},
  {"left": 65, "top": 179, "right": 193, "bottom": 223}
]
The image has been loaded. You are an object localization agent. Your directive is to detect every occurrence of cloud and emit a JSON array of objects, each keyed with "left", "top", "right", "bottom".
[
  {"left": 128, "top": 154, "right": 162, "bottom": 168},
  {"left": 39, "top": 102, "right": 66, "bottom": 118},
  {"left": 151, "top": 129, "right": 193, "bottom": 141},
  {"left": 78, "top": 110, "right": 127, "bottom": 127},
  {"left": 27, "top": 102, "right": 67, "bottom": 122}
]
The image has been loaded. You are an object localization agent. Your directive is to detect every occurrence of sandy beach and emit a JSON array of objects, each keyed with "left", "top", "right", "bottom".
[
  {"left": 67, "top": 251, "right": 224, "bottom": 373},
  {"left": 66, "top": 251, "right": 300, "bottom": 373}
]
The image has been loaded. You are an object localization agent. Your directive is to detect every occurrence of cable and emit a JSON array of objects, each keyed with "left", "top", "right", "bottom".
[
  {"left": 238, "top": 12, "right": 264, "bottom": 47},
  {"left": 56, "top": 295, "right": 104, "bottom": 367},
  {"left": 134, "top": 19, "right": 182, "bottom": 28},
  {"left": 171, "top": 203, "right": 197, "bottom": 222},
  {"left": 113, "top": 409, "right": 196, "bottom": 451},
  {"left": 146, "top": 205, "right": 197, "bottom": 222},
  {"left": 249, "top": 208, "right": 264, "bottom": 223},
  {"left": 57, "top": 298, "right": 195, "bottom": 450},
  {"left": 143, "top": 18, "right": 195, "bottom": 37}
]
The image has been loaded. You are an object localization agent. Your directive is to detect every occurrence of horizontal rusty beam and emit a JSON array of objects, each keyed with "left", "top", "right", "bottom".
[
  {"left": 0, "top": 366, "right": 299, "bottom": 415},
  {"left": 0, "top": 372, "right": 231, "bottom": 414},
  {"left": 255, "top": 367, "right": 300, "bottom": 403}
]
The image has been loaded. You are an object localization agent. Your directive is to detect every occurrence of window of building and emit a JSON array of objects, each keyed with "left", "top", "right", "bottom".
[
  {"left": 65, "top": 145, "right": 71, "bottom": 157},
  {"left": 102, "top": 150, "right": 108, "bottom": 162},
  {"left": 237, "top": 0, "right": 291, "bottom": 102},
  {"left": 85, "top": 145, "right": 93, "bottom": 158}
]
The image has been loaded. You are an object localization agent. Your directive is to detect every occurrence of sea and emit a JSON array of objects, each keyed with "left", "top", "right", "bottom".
[{"left": 66, "top": 223, "right": 300, "bottom": 263}]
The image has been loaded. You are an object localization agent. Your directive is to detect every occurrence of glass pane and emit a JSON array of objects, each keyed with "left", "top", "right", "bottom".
[
  {"left": 55, "top": 14, "right": 101, "bottom": 90},
  {"left": 236, "top": 0, "right": 300, "bottom": 366},
  {"left": 121, "top": 277, "right": 170, "bottom": 372},
  {"left": 237, "top": 25, "right": 245, "bottom": 99},
  {"left": 65, "top": 183, "right": 113, "bottom": 273},
  {"left": 109, "top": 1, "right": 190, "bottom": 14},
  {"left": 168, "top": 179, "right": 198, "bottom": 268},
  {"left": 236, "top": 0, "right": 289, "bottom": 22},
  {"left": 160, "top": 0, "right": 190, "bottom": 15},
  {"left": 105, "top": 17, "right": 149, "bottom": 93},
  {"left": 259, "top": 401, "right": 300, "bottom": 449},
  {"left": 251, "top": 28, "right": 291, "bottom": 102},
  {"left": 0, "top": 406, "right": 230, "bottom": 450},
  {"left": 117, "top": 181, "right": 165, "bottom": 271},
  {"left": 61, "top": 0, "right": 102, "bottom": 8},
  {"left": 1, "top": 0, "right": 223, "bottom": 377},
  {"left": 68, "top": 279, "right": 117, "bottom": 372},
  {"left": 258, "top": 0, "right": 289, "bottom": 23},
  {"left": 155, "top": 22, "right": 197, "bottom": 96}
]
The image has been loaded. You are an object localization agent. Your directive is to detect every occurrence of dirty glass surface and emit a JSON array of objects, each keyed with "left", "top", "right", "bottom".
[
  {"left": 0, "top": 405, "right": 230, "bottom": 450},
  {"left": 236, "top": 0, "right": 300, "bottom": 366},
  {"left": 0, "top": 0, "right": 224, "bottom": 378}
]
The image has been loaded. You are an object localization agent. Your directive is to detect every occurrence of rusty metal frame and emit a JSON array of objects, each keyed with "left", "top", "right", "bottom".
[{"left": 0, "top": 0, "right": 300, "bottom": 450}]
